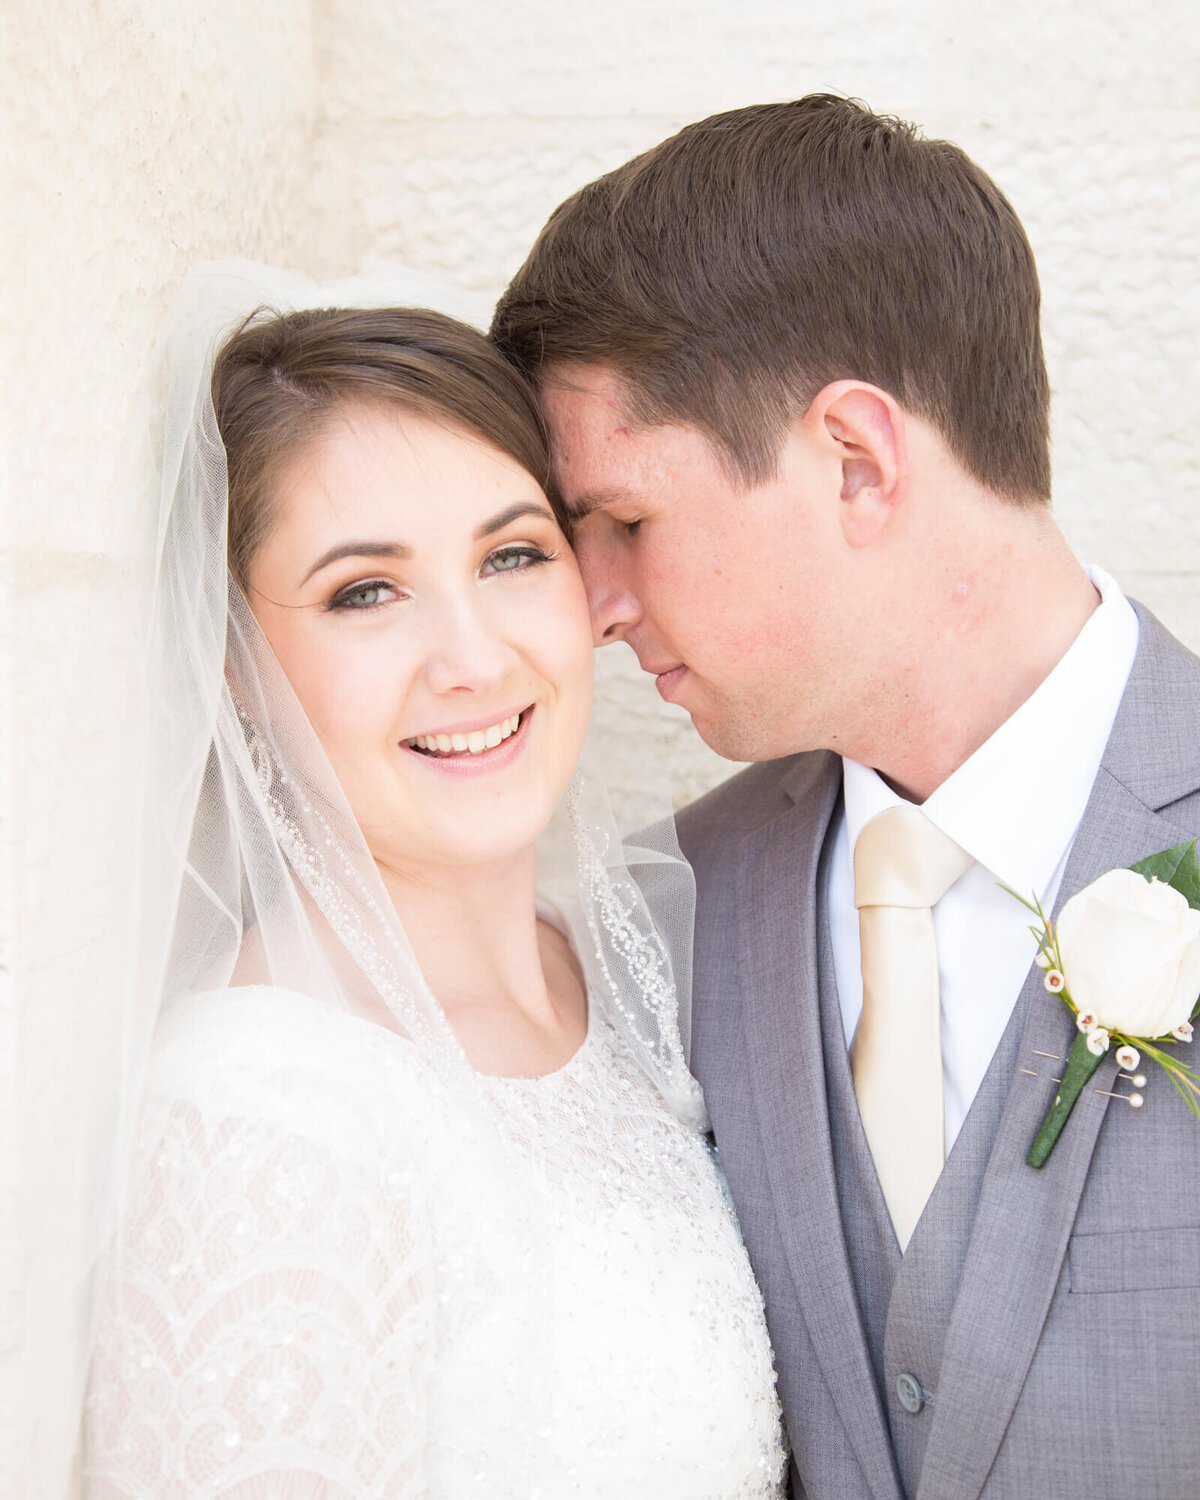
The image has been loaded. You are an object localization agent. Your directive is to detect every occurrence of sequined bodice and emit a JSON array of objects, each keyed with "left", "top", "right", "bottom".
[{"left": 84, "top": 986, "right": 786, "bottom": 1498}]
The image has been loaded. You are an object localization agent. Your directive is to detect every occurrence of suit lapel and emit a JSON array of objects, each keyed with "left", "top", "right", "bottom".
[
  {"left": 917, "top": 604, "right": 1200, "bottom": 1500},
  {"left": 736, "top": 755, "right": 904, "bottom": 1500}
]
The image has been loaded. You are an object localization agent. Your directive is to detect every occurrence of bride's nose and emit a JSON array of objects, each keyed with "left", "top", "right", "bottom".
[{"left": 422, "top": 592, "right": 520, "bottom": 696}]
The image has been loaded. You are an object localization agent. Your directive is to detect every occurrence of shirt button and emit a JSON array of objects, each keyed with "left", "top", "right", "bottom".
[{"left": 895, "top": 1372, "right": 925, "bottom": 1414}]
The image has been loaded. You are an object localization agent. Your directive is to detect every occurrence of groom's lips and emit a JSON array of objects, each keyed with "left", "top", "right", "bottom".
[{"left": 653, "top": 664, "right": 688, "bottom": 702}]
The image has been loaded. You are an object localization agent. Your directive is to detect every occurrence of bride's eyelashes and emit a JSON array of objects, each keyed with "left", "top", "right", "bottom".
[
  {"left": 324, "top": 544, "right": 562, "bottom": 613},
  {"left": 481, "top": 542, "right": 561, "bottom": 575},
  {"left": 327, "top": 579, "right": 404, "bottom": 612}
]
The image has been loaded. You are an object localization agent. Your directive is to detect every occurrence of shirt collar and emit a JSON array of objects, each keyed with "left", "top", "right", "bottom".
[{"left": 843, "top": 566, "right": 1140, "bottom": 901}]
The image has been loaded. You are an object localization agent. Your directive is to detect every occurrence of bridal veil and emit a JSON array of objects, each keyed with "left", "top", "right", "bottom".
[{"left": 41, "top": 261, "right": 703, "bottom": 1496}]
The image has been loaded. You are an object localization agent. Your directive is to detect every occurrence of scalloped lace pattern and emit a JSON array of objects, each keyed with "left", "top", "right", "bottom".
[{"left": 84, "top": 988, "right": 785, "bottom": 1498}]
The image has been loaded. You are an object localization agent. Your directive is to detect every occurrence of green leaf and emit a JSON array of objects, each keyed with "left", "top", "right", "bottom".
[
  {"left": 1026, "top": 1030, "right": 1107, "bottom": 1169},
  {"left": 1130, "top": 839, "right": 1200, "bottom": 910}
]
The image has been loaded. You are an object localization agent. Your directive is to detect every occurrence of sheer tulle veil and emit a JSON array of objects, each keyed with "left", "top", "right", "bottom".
[{"left": 51, "top": 261, "right": 703, "bottom": 1495}]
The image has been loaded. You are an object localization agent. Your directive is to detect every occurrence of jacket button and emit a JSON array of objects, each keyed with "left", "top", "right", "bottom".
[{"left": 895, "top": 1372, "right": 925, "bottom": 1414}]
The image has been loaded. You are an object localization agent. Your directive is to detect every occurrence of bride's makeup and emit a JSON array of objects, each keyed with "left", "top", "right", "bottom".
[{"left": 245, "top": 399, "right": 594, "bottom": 874}]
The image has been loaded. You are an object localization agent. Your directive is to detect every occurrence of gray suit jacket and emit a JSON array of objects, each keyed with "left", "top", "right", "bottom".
[{"left": 676, "top": 604, "right": 1200, "bottom": 1500}]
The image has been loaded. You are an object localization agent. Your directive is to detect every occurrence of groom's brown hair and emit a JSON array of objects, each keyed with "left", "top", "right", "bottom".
[{"left": 491, "top": 95, "right": 1051, "bottom": 503}]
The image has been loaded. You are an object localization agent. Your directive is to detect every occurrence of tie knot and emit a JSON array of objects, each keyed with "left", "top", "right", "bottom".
[{"left": 854, "top": 803, "right": 973, "bottom": 910}]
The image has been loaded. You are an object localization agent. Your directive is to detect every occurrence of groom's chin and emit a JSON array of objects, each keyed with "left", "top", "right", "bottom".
[{"left": 688, "top": 709, "right": 789, "bottom": 767}]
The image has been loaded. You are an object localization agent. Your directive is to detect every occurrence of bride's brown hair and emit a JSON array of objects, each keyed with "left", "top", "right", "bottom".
[{"left": 212, "top": 306, "right": 562, "bottom": 588}]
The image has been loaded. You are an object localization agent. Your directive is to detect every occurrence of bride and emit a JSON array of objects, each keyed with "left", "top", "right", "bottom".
[{"left": 80, "top": 265, "right": 786, "bottom": 1498}]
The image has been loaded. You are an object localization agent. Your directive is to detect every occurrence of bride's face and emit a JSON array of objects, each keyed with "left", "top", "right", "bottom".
[{"left": 245, "top": 401, "right": 594, "bottom": 873}]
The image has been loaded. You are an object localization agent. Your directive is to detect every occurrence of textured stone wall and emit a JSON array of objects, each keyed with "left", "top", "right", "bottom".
[
  {"left": 3, "top": 5, "right": 316, "bottom": 1492},
  {"left": 310, "top": 0, "right": 1200, "bottom": 816}
]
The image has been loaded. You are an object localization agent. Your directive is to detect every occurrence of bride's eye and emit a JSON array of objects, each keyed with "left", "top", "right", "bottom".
[
  {"left": 482, "top": 544, "right": 559, "bottom": 576},
  {"left": 328, "top": 579, "right": 400, "bottom": 612}
]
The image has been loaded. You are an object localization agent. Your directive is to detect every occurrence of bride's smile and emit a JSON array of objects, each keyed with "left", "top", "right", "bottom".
[
  {"left": 244, "top": 399, "right": 594, "bottom": 872},
  {"left": 403, "top": 703, "right": 531, "bottom": 762}
]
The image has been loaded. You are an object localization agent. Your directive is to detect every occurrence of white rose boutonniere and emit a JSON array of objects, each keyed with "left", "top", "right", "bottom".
[
  {"left": 1056, "top": 869, "right": 1200, "bottom": 1037},
  {"left": 1006, "top": 840, "right": 1200, "bottom": 1168}
]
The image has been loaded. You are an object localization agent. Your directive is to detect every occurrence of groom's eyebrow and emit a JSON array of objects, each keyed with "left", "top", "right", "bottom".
[{"left": 563, "top": 485, "right": 636, "bottom": 521}]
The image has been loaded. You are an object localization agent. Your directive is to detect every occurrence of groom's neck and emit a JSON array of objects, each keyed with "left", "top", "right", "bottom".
[{"left": 850, "top": 505, "right": 1099, "bottom": 804}]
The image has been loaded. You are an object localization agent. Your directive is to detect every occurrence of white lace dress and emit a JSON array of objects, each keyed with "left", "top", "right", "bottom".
[{"left": 84, "top": 986, "right": 786, "bottom": 1498}]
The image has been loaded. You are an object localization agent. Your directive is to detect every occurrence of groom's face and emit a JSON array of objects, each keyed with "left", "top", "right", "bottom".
[{"left": 540, "top": 364, "right": 852, "bottom": 761}]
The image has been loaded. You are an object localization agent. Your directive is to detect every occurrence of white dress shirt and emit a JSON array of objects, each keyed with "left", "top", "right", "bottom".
[{"left": 827, "top": 566, "right": 1140, "bottom": 1149}]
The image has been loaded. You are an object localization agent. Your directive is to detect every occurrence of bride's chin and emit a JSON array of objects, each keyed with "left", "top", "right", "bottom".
[{"left": 367, "top": 805, "right": 564, "bottom": 877}]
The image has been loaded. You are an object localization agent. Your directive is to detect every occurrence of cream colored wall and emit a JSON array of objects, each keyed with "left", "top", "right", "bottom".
[
  {"left": 3, "top": 2, "right": 1198, "bottom": 1492},
  {"left": 3, "top": 4, "right": 316, "bottom": 1493}
]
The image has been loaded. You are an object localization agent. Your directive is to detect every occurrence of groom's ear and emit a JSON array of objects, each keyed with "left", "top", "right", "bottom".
[{"left": 807, "top": 381, "right": 907, "bottom": 548}]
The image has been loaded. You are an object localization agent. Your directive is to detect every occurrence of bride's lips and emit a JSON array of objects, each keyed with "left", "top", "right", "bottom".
[
  {"left": 401, "top": 705, "right": 534, "bottom": 774},
  {"left": 653, "top": 664, "right": 688, "bottom": 702}
]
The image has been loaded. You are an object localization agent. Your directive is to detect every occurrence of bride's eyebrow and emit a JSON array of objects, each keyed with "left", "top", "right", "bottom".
[
  {"left": 299, "top": 502, "right": 557, "bottom": 586},
  {"left": 473, "top": 500, "right": 558, "bottom": 539},
  {"left": 301, "top": 540, "right": 410, "bottom": 585}
]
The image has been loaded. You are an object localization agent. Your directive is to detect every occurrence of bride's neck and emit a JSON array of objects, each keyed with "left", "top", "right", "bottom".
[{"left": 378, "top": 850, "right": 563, "bottom": 1033}]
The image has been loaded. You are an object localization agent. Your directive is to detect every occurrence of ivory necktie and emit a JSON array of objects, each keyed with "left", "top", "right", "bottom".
[{"left": 851, "top": 804, "right": 973, "bottom": 1251}]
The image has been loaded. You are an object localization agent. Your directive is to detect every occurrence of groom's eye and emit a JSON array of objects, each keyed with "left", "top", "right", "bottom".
[{"left": 622, "top": 519, "right": 642, "bottom": 538}]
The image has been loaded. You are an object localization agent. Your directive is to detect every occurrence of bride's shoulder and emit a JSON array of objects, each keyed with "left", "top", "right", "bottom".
[
  {"left": 154, "top": 982, "right": 389, "bottom": 1067},
  {"left": 143, "top": 985, "right": 434, "bottom": 1144}
]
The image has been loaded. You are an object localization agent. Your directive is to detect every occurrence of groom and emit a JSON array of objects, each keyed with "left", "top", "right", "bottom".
[{"left": 492, "top": 97, "right": 1200, "bottom": 1498}]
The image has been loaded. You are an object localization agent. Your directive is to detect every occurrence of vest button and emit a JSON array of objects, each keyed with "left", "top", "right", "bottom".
[{"left": 895, "top": 1372, "right": 925, "bottom": 1414}]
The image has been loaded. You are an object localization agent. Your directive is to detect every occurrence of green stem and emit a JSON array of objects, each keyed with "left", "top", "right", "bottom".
[{"left": 1026, "top": 1030, "right": 1106, "bottom": 1168}]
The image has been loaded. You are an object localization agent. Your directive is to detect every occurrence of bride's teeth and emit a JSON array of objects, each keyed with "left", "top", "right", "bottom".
[{"left": 414, "top": 714, "right": 525, "bottom": 755}]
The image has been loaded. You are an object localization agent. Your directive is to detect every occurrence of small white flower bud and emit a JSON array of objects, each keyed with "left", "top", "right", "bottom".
[
  {"left": 1076, "top": 1010, "right": 1099, "bottom": 1033},
  {"left": 1115, "top": 1045, "right": 1141, "bottom": 1071},
  {"left": 1172, "top": 1020, "right": 1194, "bottom": 1043},
  {"left": 1044, "top": 969, "right": 1066, "bottom": 994},
  {"left": 1034, "top": 948, "right": 1053, "bottom": 970},
  {"left": 1087, "top": 1027, "right": 1111, "bottom": 1057}
]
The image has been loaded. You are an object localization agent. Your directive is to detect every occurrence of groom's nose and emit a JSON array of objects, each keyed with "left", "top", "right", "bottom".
[{"left": 573, "top": 522, "right": 643, "bottom": 647}]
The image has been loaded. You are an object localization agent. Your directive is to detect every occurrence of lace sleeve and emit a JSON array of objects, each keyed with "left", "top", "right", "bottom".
[{"left": 83, "top": 989, "right": 438, "bottom": 1500}]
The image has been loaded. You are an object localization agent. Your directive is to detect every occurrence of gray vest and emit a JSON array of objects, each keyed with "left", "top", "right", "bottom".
[{"left": 816, "top": 822, "right": 1030, "bottom": 1498}]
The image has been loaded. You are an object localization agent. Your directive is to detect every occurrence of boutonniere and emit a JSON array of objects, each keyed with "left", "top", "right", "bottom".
[{"left": 1005, "top": 840, "right": 1200, "bottom": 1168}]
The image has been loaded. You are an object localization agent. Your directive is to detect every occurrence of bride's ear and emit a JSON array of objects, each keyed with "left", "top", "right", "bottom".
[{"left": 808, "top": 381, "right": 908, "bottom": 548}]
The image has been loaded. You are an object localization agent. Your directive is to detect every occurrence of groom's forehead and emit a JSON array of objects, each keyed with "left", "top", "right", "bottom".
[
  {"left": 540, "top": 365, "right": 723, "bottom": 516},
  {"left": 539, "top": 369, "right": 645, "bottom": 505},
  {"left": 539, "top": 363, "right": 632, "bottom": 442}
]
